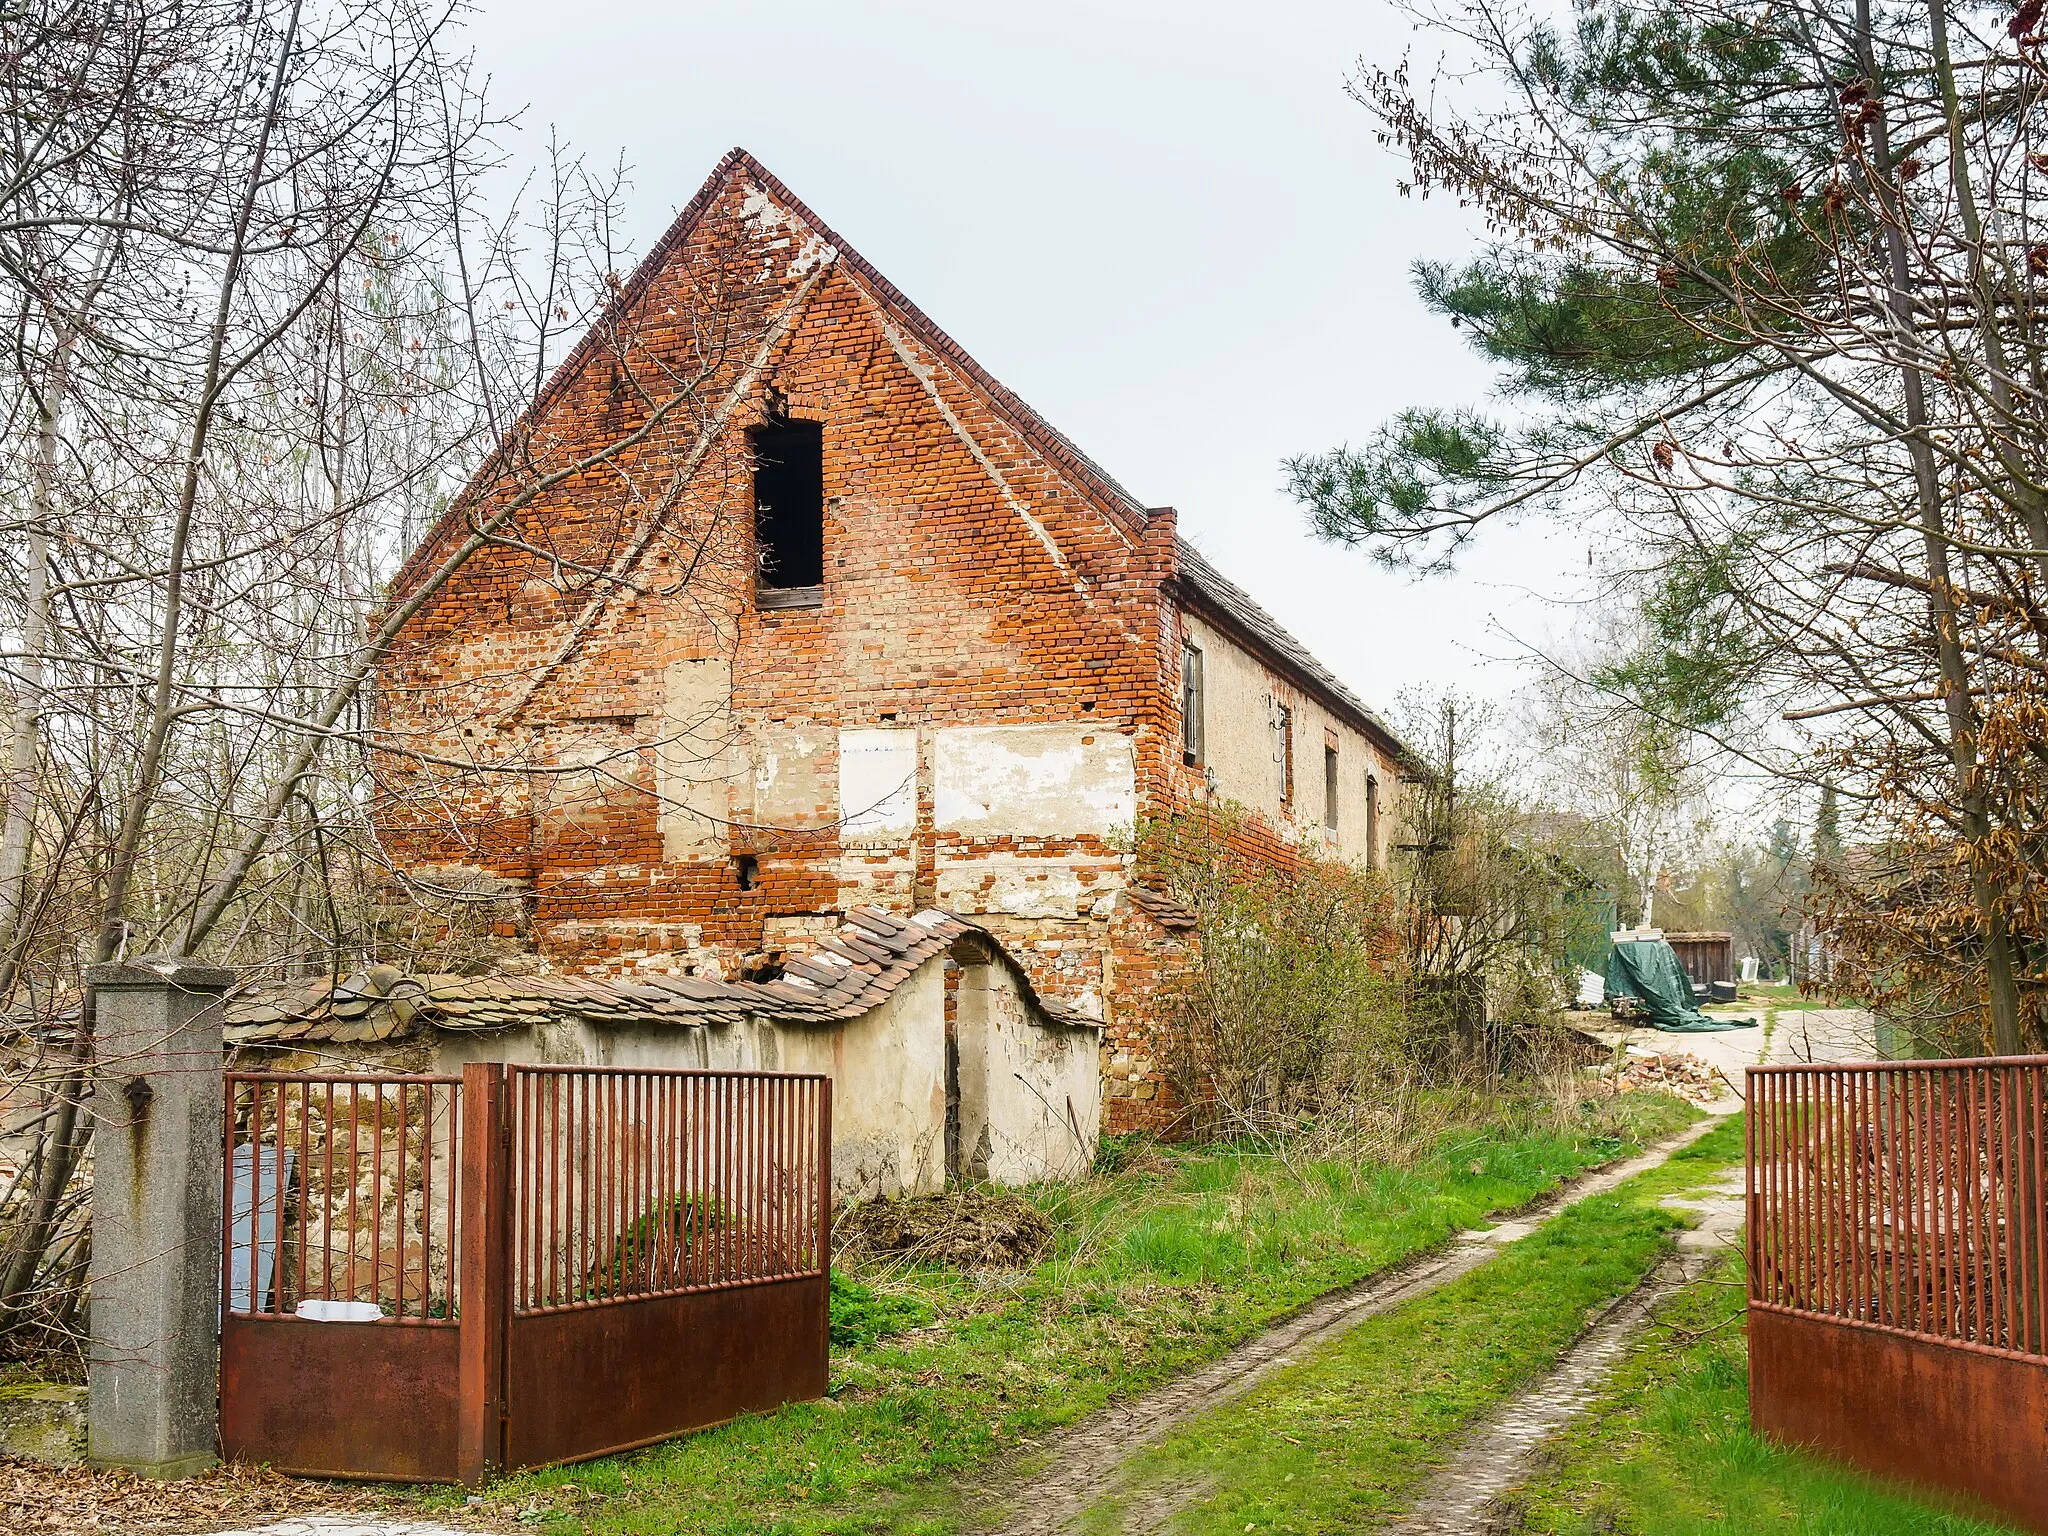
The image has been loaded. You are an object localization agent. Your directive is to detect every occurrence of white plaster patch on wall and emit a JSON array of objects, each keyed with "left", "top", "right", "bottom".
[
  {"left": 751, "top": 723, "right": 832, "bottom": 826},
  {"left": 933, "top": 725, "right": 1136, "bottom": 838},
  {"left": 738, "top": 184, "right": 838, "bottom": 279},
  {"left": 838, "top": 728, "right": 917, "bottom": 841},
  {"left": 739, "top": 182, "right": 795, "bottom": 234},
  {"left": 935, "top": 858, "right": 1090, "bottom": 920},
  {"left": 659, "top": 657, "right": 735, "bottom": 859}
]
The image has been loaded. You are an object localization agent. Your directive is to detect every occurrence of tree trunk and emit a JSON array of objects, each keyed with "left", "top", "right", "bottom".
[
  {"left": 0, "top": 329, "right": 66, "bottom": 962},
  {"left": 1856, "top": 0, "right": 2024, "bottom": 1055}
]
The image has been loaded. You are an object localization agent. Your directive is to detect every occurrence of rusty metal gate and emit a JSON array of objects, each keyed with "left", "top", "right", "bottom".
[
  {"left": 219, "top": 1063, "right": 830, "bottom": 1482},
  {"left": 1747, "top": 1058, "right": 2048, "bottom": 1534}
]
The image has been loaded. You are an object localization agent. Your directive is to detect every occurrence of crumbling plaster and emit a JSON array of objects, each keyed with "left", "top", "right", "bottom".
[
  {"left": 241, "top": 942, "right": 1107, "bottom": 1200},
  {"left": 954, "top": 945, "right": 1101, "bottom": 1185}
]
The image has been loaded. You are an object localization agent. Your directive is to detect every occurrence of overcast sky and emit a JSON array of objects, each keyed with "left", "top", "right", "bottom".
[{"left": 463, "top": 0, "right": 1593, "bottom": 720}]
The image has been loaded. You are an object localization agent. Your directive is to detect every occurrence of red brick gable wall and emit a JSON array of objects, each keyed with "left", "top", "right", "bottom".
[
  {"left": 375, "top": 152, "right": 1405, "bottom": 1138},
  {"left": 375, "top": 156, "right": 1204, "bottom": 1129}
]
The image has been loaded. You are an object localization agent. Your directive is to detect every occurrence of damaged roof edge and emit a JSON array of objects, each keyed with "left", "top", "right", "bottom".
[
  {"left": 1172, "top": 537, "right": 1418, "bottom": 768},
  {"left": 224, "top": 907, "right": 1104, "bottom": 1047},
  {"left": 392, "top": 148, "right": 1152, "bottom": 597}
]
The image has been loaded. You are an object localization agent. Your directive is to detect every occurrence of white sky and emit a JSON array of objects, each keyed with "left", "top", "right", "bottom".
[{"left": 462, "top": 0, "right": 1595, "bottom": 717}]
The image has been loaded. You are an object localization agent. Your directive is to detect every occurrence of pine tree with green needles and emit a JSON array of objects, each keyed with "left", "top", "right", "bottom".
[{"left": 1296, "top": 0, "right": 2048, "bottom": 1053}]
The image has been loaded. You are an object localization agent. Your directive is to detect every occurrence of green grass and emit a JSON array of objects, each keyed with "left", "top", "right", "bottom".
[
  {"left": 1503, "top": 1248, "right": 2026, "bottom": 1536},
  {"left": 827, "top": 1273, "right": 934, "bottom": 1349},
  {"left": 427, "top": 1093, "right": 1697, "bottom": 1535},
  {"left": 1059, "top": 1117, "right": 1748, "bottom": 1535}
]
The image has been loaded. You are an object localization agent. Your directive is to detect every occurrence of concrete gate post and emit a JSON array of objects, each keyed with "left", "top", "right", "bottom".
[{"left": 83, "top": 957, "right": 233, "bottom": 1478}]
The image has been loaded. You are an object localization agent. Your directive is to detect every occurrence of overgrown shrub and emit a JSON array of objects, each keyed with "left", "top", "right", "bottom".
[
  {"left": 1135, "top": 781, "right": 1595, "bottom": 1138},
  {"left": 1135, "top": 807, "right": 1406, "bottom": 1137}
]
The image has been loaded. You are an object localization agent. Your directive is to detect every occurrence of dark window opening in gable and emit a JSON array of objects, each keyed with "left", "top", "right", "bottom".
[
  {"left": 749, "top": 417, "right": 824, "bottom": 594},
  {"left": 1181, "top": 641, "right": 1204, "bottom": 765},
  {"left": 1325, "top": 743, "right": 1340, "bottom": 829}
]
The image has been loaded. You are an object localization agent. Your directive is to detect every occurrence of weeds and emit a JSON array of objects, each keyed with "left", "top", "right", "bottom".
[{"left": 827, "top": 1274, "right": 933, "bottom": 1349}]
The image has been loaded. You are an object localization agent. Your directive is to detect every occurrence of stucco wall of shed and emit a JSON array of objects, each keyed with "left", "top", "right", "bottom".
[
  {"left": 426, "top": 962, "right": 947, "bottom": 1202},
  {"left": 954, "top": 956, "right": 1100, "bottom": 1186},
  {"left": 295, "top": 952, "right": 1107, "bottom": 1201}
]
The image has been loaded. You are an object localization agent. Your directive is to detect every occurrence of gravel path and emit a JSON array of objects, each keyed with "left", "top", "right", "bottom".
[{"left": 968, "top": 1113, "right": 1739, "bottom": 1536}]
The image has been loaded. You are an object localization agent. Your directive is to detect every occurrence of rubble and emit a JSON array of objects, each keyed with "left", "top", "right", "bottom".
[{"left": 1600, "top": 1049, "right": 1731, "bottom": 1105}]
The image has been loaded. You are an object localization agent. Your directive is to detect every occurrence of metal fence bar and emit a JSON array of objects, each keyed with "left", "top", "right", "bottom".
[
  {"left": 2036, "top": 1070, "right": 2047, "bottom": 1354},
  {"left": 501, "top": 1065, "right": 828, "bottom": 1317},
  {"left": 1749, "top": 1059, "right": 2048, "bottom": 1363},
  {"left": 222, "top": 1072, "right": 463, "bottom": 1323}
]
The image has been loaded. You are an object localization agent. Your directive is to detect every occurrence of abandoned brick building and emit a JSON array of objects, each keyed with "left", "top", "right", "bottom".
[{"left": 378, "top": 148, "right": 1408, "bottom": 1133}]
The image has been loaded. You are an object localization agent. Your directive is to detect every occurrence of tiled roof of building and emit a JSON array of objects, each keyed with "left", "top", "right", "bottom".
[
  {"left": 1124, "top": 883, "right": 1199, "bottom": 934},
  {"left": 1174, "top": 537, "right": 1413, "bottom": 765},
  {"left": 225, "top": 908, "right": 1097, "bottom": 1046}
]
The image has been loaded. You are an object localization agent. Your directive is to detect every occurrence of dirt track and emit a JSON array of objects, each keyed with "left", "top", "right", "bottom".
[
  {"left": 1385, "top": 1169, "right": 1744, "bottom": 1535},
  {"left": 969, "top": 1113, "right": 1738, "bottom": 1535}
]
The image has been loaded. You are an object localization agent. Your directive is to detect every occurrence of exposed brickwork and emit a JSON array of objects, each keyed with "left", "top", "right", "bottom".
[{"left": 376, "top": 150, "right": 1406, "bottom": 1136}]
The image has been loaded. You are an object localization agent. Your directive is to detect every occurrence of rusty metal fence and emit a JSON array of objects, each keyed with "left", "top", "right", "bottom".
[
  {"left": 1747, "top": 1059, "right": 2048, "bottom": 1534},
  {"left": 219, "top": 1063, "right": 830, "bottom": 1483},
  {"left": 223, "top": 1073, "right": 462, "bottom": 1321},
  {"left": 494, "top": 1066, "right": 832, "bottom": 1470},
  {"left": 509, "top": 1066, "right": 828, "bottom": 1312}
]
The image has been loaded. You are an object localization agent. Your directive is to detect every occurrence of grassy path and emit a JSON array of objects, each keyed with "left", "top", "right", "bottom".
[
  {"left": 420, "top": 1096, "right": 1697, "bottom": 1536},
  {"left": 1381, "top": 1168, "right": 1743, "bottom": 1534},
  {"left": 1501, "top": 1250, "right": 2027, "bottom": 1536},
  {"left": 969, "top": 1114, "right": 1739, "bottom": 1535},
  {"left": 1017, "top": 1118, "right": 1750, "bottom": 1536}
]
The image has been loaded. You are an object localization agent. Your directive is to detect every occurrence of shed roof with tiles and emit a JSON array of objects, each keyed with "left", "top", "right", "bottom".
[{"left": 224, "top": 907, "right": 1098, "bottom": 1046}]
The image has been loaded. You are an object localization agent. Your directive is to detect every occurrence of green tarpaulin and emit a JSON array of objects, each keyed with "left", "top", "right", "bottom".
[{"left": 1604, "top": 939, "right": 1758, "bottom": 1032}]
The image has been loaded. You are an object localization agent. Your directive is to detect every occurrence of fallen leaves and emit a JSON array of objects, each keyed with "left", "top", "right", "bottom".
[{"left": 0, "top": 1458, "right": 381, "bottom": 1536}]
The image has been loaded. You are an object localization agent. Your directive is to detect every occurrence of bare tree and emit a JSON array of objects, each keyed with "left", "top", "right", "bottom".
[
  {"left": 1390, "top": 693, "right": 1592, "bottom": 1070},
  {"left": 0, "top": 1, "right": 779, "bottom": 1344}
]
